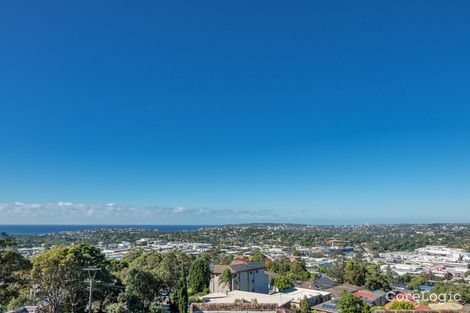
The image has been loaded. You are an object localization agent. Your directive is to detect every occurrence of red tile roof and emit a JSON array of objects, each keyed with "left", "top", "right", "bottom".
[
  {"left": 354, "top": 291, "right": 376, "bottom": 300},
  {"left": 416, "top": 304, "right": 432, "bottom": 311}
]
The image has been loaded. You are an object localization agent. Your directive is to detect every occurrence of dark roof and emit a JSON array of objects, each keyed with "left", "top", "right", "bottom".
[
  {"left": 312, "top": 300, "right": 337, "bottom": 313},
  {"left": 229, "top": 262, "right": 265, "bottom": 273},
  {"left": 325, "top": 283, "right": 360, "bottom": 298},
  {"left": 313, "top": 277, "right": 335, "bottom": 289}
]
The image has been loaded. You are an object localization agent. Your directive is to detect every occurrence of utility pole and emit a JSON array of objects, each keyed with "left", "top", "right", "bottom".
[
  {"left": 84, "top": 266, "right": 101, "bottom": 313},
  {"left": 30, "top": 284, "right": 40, "bottom": 303}
]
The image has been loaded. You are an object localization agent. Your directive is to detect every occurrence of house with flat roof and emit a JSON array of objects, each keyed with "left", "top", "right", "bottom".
[
  {"left": 202, "top": 290, "right": 294, "bottom": 308},
  {"left": 280, "top": 287, "right": 331, "bottom": 308},
  {"left": 190, "top": 303, "right": 295, "bottom": 313},
  {"left": 202, "top": 287, "right": 331, "bottom": 310},
  {"left": 312, "top": 299, "right": 339, "bottom": 313}
]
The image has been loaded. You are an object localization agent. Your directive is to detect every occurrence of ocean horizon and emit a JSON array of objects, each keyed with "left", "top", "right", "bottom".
[
  {"left": 0, "top": 224, "right": 217, "bottom": 235},
  {"left": 3, "top": 221, "right": 468, "bottom": 236}
]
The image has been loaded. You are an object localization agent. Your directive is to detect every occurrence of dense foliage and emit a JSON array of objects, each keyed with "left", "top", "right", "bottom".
[
  {"left": 273, "top": 274, "right": 294, "bottom": 291},
  {"left": 328, "top": 258, "right": 391, "bottom": 291},
  {"left": 177, "top": 273, "right": 188, "bottom": 313},
  {"left": 430, "top": 282, "right": 470, "bottom": 304},
  {"left": 188, "top": 257, "right": 210, "bottom": 295},
  {"left": 268, "top": 258, "right": 311, "bottom": 281},
  {"left": 337, "top": 293, "right": 370, "bottom": 313},
  {"left": 0, "top": 245, "right": 201, "bottom": 313},
  {"left": 0, "top": 246, "right": 31, "bottom": 312},
  {"left": 388, "top": 301, "right": 415, "bottom": 310},
  {"left": 30, "top": 244, "right": 118, "bottom": 313}
]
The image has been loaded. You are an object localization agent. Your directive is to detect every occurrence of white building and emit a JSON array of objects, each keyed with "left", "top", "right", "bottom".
[
  {"left": 202, "top": 288, "right": 331, "bottom": 309},
  {"left": 210, "top": 262, "right": 270, "bottom": 294}
]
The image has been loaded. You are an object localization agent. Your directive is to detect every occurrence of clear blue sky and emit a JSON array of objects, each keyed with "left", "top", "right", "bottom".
[{"left": 1, "top": 1, "right": 469, "bottom": 224}]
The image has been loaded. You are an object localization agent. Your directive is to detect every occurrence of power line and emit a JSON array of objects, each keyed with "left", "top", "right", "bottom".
[{"left": 84, "top": 266, "right": 101, "bottom": 313}]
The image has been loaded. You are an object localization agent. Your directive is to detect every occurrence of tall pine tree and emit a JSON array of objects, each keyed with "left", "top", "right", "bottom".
[
  {"left": 188, "top": 257, "right": 211, "bottom": 294},
  {"left": 178, "top": 273, "right": 188, "bottom": 313}
]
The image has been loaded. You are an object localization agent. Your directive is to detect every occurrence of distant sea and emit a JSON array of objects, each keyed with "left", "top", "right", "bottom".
[{"left": 0, "top": 224, "right": 216, "bottom": 235}]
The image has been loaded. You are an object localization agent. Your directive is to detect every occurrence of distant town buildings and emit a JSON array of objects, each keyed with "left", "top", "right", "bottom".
[
  {"left": 378, "top": 245, "right": 470, "bottom": 279},
  {"left": 101, "top": 240, "right": 213, "bottom": 259},
  {"left": 17, "top": 247, "right": 45, "bottom": 258}
]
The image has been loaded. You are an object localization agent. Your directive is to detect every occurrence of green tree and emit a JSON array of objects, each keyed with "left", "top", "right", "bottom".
[
  {"left": 396, "top": 273, "right": 413, "bottom": 285},
  {"left": 31, "top": 246, "right": 70, "bottom": 313},
  {"left": 177, "top": 274, "right": 188, "bottom": 313},
  {"left": 252, "top": 250, "right": 267, "bottom": 264},
  {"left": 274, "top": 274, "right": 293, "bottom": 291},
  {"left": 106, "top": 302, "right": 129, "bottom": 313},
  {"left": 31, "top": 244, "right": 115, "bottom": 313},
  {"left": 123, "top": 268, "right": 163, "bottom": 312},
  {"left": 122, "top": 250, "right": 191, "bottom": 313},
  {"left": 406, "top": 274, "right": 428, "bottom": 290},
  {"left": 328, "top": 257, "right": 345, "bottom": 284},
  {"left": 219, "top": 269, "right": 233, "bottom": 289},
  {"left": 64, "top": 244, "right": 117, "bottom": 312},
  {"left": 388, "top": 301, "right": 415, "bottom": 310},
  {"left": 6, "top": 287, "right": 33, "bottom": 312},
  {"left": 0, "top": 249, "right": 31, "bottom": 310},
  {"left": 290, "top": 260, "right": 311, "bottom": 281},
  {"left": 337, "top": 293, "right": 370, "bottom": 313},
  {"left": 126, "top": 251, "right": 163, "bottom": 273},
  {"left": 431, "top": 282, "right": 470, "bottom": 303},
  {"left": 344, "top": 260, "right": 366, "bottom": 286},
  {"left": 299, "top": 296, "right": 310, "bottom": 313},
  {"left": 188, "top": 257, "right": 210, "bottom": 295},
  {"left": 154, "top": 250, "right": 191, "bottom": 310},
  {"left": 364, "top": 264, "right": 390, "bottom": 291},
  {"left": 0, "top": 233, "right": 16, "bottom": 249},
  {"left": 385, "top": 265, "right": 394, "bottom": 286}
]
